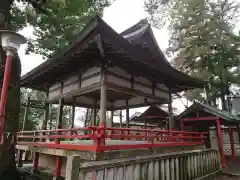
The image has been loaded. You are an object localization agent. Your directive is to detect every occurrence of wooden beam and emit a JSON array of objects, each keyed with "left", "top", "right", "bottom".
[{"left": 126, "top": 100, "right": 130, "bottom": 128}]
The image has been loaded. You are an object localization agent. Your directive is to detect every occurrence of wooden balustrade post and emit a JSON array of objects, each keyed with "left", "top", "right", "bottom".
[
  {"left": 93, "top": 126, "right": 103, "bottom": 152},
  {"left": 228, "top": 127, "right": 236, "bottom": 161}
]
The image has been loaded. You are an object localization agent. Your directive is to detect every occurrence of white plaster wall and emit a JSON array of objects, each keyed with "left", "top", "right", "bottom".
[
  {"left": 49, "top": 82, "right": 61, "bottom": 100},
  {"left": 63, "top": 75, "right": 79, "bottom": 94},
  {"left": 156, "top": 83, "right": 169, "bottom": 91},
  {"left": 134, "top": 84, "right": 152, "bottom": 94},
  {"left": 81, "top": 75, "right": 101, "bottom": 88},
  {"left": 155, "top": 90, "right": 169, "bottom": 100},
  {"left": 107, "top": 67, "right": 131, "bottom": 79},
  {"left": 82, "top": 67, "right": 101, "bottom": 79},
  {"left": 135, "top": 76, "right": 151, "bottom": 85}
]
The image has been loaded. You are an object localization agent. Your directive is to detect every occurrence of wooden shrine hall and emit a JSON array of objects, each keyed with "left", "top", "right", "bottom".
[
  {"left": 15, "top": 16, "right": 218, "bottom": 180},
  {"left": 129, "top": 105, "right": 176, "bottom": 128},
  {"left": 21, "top": 16, "right": 204, "bottom": 130}
]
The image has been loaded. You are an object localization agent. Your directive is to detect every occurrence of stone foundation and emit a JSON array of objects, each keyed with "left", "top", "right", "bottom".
[{"left": 19, "top": 144, "right": 205, "bottom": 177}]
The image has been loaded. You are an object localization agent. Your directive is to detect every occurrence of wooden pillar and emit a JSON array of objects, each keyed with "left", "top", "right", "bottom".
[
  {"left": 168, "top": 88, "right": 174, "bottom": 129},
  {"left": 22, "top": 96, "right": 30, "bottom": 131},
  {"left": 119, "top": 110, "right": 123, "bottom": 139},
  {"left": 109, "top": 110, "right": 114, "bottom": 137},
  {"left": 228, "top": 127, "right": 236, "bottom": 161},
  {"left": 126, "top": 100, "right": 129, "bottom": 128},
  {"left": 49, "top": 103, "right": 53, "bottom": 130},
  {"left": 126, "top": 101, "right": 130, "bottom": 140},
  {"left": 237, "top": 124, "right": 240, "bottom": 145},
  {"left": 71, "top": 99, "right": 75, "bottom": 129},
  {"left": 32, "top": 152, "right": 39, "bottom": 173},
  {"left": 54, "top": 97, "right": 64, "bottom": 180},
  {"left": 119, "top": 110, "right": 123, "bottom": 128},
  {"left": 110, "top": 110, "right": 114, "bottom": 128},
  {"left": 144, "top": 119, "right": 147, "bottom": 141},
  {"left": 216, "top": 119, "right": 226, "bottom": 168},
  {"left": 99, "top": 75, "right": 107, "bottom": 127},
  {"left": 42, "top": 102, "right": 49, "bottom": 130},
  {"left": 56, "top": 98, "right": 64, "bottom": 129},
  {"left": 93, "top": 101, "right": 97, "bottom": 126}
]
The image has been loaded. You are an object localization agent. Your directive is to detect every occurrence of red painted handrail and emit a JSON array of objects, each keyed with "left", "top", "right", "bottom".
[{"left": 15, "top": 126, "right": 207, "bottom": 152}]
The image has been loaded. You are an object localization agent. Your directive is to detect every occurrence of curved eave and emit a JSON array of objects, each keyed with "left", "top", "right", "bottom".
[
  {"left": 120, "top": 19, "right": 205, "bottom": 88},
  {"left": 21, "top": 17, "right": 100, "bottom": 90}
]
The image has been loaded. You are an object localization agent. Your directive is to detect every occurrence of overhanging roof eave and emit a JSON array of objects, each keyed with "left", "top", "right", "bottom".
[
  {"left": 20, "top": 17, "right": 100, "bottom": 87},
  {"left": 21, "top": 16, "right": 206, "bottom": 90}
]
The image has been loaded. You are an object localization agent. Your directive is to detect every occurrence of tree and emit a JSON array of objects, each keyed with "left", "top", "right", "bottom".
[
  {"left": 0, "top": 0, "right": 112, "bottom": 178},
  {"left": 20, "top": 89, "right": 46, "bottom": 131},
  {"left": 147, "top": 0, "right": 240, "bottom": 109},
  {"left": 16, "top": 0, "right": 112, "bottom": 57},
  {"left": 169, "top": 0, "right": 240, "bottom": 109},
  {"left": 144, "top": 0, "right": 172, "bottom": 28}
]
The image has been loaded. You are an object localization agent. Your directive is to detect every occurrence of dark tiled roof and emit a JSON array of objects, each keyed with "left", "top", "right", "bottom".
[{"left": 21, "top": 16, "right": 205, "bottom": 91}]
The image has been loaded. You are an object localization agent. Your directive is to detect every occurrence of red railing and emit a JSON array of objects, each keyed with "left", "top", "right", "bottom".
[{"left": 16, "top": 126, "right": 207, "bottom": 152}]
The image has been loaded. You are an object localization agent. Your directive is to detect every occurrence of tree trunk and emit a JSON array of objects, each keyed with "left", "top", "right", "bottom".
[{"left": 0, "top": 0, "right": 22, "bottom": 179}]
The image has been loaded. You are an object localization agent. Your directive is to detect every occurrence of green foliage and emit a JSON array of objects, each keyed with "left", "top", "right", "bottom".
[
  {"left": 20, "top": 89, "right": 46, "bottom": 131},
  {"left": 12, "top": 0, "right": 112, "bottom": 58},
  {"left": 144, "top": 0, "right": 172, "bottom": 28},
  {"left": 147, "top": 0, "right": 240, "bottom": 109}
]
